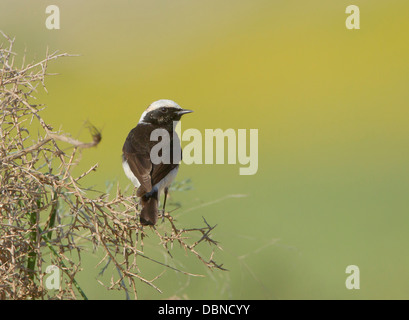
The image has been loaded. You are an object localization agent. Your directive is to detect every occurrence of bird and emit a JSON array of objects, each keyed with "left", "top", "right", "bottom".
[{"left": 122, "top": 99, "right": 193, "bottom": 226}]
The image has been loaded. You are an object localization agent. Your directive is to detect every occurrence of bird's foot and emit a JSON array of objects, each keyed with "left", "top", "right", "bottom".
[{"left": 159, "top": 209, "right": 166, "bottom": 223}]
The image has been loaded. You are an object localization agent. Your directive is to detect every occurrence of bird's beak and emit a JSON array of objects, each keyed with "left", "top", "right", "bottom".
[{"left": 177, "top": 109, "right": 194, "bottom": 116}]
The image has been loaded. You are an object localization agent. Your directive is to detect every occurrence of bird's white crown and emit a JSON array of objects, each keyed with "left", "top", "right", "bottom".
[
  {"left": 146, "top": 99, "right": 181, "bottom": 112},
  {"left": 139, "top": 99, "right": 181, "bottom": 122}
]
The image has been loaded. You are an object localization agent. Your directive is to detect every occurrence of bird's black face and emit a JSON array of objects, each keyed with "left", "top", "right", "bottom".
[{"left": 144, "top": 107, "right": 193, "bottom": 126}]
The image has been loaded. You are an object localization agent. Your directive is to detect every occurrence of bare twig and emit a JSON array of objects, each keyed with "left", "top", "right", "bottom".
[{"left": 0, "top": 31, "right": 224, "bottom": 300}]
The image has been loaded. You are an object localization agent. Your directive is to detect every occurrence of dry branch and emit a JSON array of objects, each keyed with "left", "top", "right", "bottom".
[{"left": 0, "top": 32, "right": 223, "bottom": 300}]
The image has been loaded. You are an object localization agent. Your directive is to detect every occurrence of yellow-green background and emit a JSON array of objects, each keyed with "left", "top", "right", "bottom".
[{"left": 2, "top": 0, "right": 409, "bottom": 299}]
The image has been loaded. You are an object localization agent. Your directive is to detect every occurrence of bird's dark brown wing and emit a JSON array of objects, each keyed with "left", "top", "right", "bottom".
[{"left": 122, "top": 123, "right": 153, "bottom": 195}]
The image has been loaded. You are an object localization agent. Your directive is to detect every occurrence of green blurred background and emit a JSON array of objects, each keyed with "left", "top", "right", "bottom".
[{"left": 2, "top": 0, "right": 409, "bottom": 299}]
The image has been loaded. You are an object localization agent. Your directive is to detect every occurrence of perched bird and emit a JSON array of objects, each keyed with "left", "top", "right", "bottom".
[{"left": 122, "top": 99, "right": 193, "bottom": 226}]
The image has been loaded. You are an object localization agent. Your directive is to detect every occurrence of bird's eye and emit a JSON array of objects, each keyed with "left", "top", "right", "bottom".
[{"left": 160, "top": 107, "right": 168, "bottom": 113}]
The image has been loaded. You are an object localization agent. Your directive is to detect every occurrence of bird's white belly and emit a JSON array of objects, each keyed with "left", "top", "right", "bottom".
[{"left": 122, "top": 159, "right": 141, "bottom": 187}]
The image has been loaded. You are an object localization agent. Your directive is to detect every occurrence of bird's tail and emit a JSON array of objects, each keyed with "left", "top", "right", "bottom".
[{"left": 140, "top": 196, "right": 158, "bottom": 226}]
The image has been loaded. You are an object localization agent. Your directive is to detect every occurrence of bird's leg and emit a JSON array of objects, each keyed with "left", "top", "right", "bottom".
[{"left": 161, "top": 187, "right": 169, "bottom": 222}]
